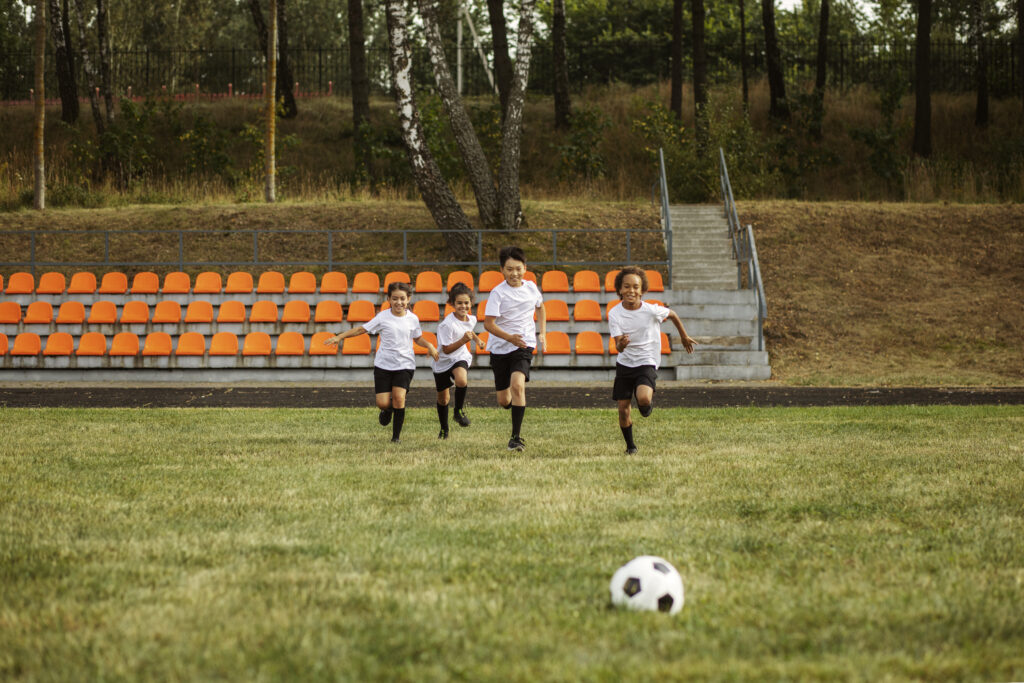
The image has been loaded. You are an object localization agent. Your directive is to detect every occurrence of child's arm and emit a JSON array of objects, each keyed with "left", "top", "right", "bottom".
[
  {"left": 414, "top": 335, "right": 440, "bottom": 361},
  {"left": 484, "top": 316, "right": 528, "bottom": 348},
  {"left": 612, "top": 333, "right": 631, "bottom": 352},
  {"left": 441, "top": 331, "right": 474, "bottom": 355},
  {"left": 323, "top": 325, "right": 367, "bottom": 347},
  {"left": 667, "top": 310, "right": 697, "bottom": 353},
  {"left": 535, "top": 302, "right": 547, "bottom": 353}
]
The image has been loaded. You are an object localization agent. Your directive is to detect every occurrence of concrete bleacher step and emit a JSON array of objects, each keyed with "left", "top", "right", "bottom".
[{"left": 674, "top": 364, "right": 772, "bottom": 381}]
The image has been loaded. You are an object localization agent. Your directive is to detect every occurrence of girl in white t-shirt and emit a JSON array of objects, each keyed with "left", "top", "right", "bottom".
[
  {"left": 325, "top": 281, "right": 438, "bottom": 444},
  {"left": 608, "top": 266, "right": 696, "bottom": 454},
  {"left": 432, "top": 282, "right": 485, "bottom": 439}
]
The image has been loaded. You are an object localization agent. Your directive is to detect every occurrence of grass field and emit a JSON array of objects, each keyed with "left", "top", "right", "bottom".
[{"left": 2, "top": 405, "right": 1023, "bottom": 680}]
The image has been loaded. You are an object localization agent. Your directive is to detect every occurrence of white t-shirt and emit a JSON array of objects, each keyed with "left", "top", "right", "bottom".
[
  {"left": 608, "top": 301, "right": 671, "bottom": 369},
  {"left": 363, "top": 309, "right": 422, "bottom": 371},
  {"left": 432, "top": 312, "right": 476, "bottom": 373},
  {"left": 484, "top": 280, "right": 543, "bottom": 355}
]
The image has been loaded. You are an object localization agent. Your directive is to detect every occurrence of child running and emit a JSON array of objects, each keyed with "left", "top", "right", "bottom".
[
  {"left": 608, "top": 266, "right": 697, "bottom": 454},
  {"left": 324, "top": 281, "right": 438, "bottom": 444},
  {"left": 432, "top": 282, "right": 485, "bottom": 440},
  {"left": 484, "top": 246, "right": 546, "bottom": 451}
]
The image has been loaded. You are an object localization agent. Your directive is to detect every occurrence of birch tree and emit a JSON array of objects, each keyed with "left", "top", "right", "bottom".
[{"left": 33, "top": 0, "right": 45, "bottom": 210}]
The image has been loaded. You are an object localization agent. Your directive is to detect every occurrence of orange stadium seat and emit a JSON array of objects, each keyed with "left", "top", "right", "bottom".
[
  {"left": 351, "top": 272, "right": 380, "bottom": 294},
  {"left": 346, "top": 300, "right": 375, "bottom": 323},
  {"left": 23, "top": 302, "right": 53, "bottom": 324},
  {"left": 478, "top": 271, "right": 503, "bottom": 292},
  {"left": 542, "top": 299, "right": 569, "bottom": 322},
  {"left": 541, "top": 270, "right": 570, "bottom": 293},
  {"left": 257, "top": 271, "right": 286, "bottom": 294},
  {"left": 67, "top": 272, "right": 96, "bottom": 294},
  {"left": 609, "top": 336, "right": 618, "bottom": 355},
  {"left": 314, "top": 301, "right": 343, "bottom": 323},
  {"left": 379, "top": 301, "right": 391, "bottom": 312},
  {"left": 75, "top": 332, "right": 107, "bottom": 356},
  {"left": 288, "top": 271, "right": 317, "bottom": 294},
  {"left": 604, "top": 270, "right": 621, "bottom": 293},
  {"left": 275, "top": 331, "right": 306, "bottom": 356},
  {"left": 184, "top": 301, "right": 214, "bottom": 324},
  {"left": 524, "top": 271, "right": 537, "bottom": 284},
  {"left": 414, "top": 331, "right": 437, "bottom": 355},
  {"left": 55, "top": 301, "right": 86, "bottom": 324},
  {"left": 474, "top": 331, "right": 490, "bottom": 354},
  {"left": 573, "top": 270, "right": 601, "bottom": 293},
  {"left": 142, "top": 332, "right": 173, "bottom": 356},
  {"left": 384, "top": 271, "right": 411, "bottom": 289},
  {"left": 444, "top": 303, "right": 455, "bottom": 317},
  {"left": 193, "top": 272, "right": 223, "bottom": 294},
  {"left": 573, "top": 299, "right": 603, "bottom": 322},
  {"left": 574, "top": 331, "right": 605, "bottom": 355},
  {"left": 209, "top": 332, "right": 239, "bottom": 356},
  {"left": 98, "top": 272, "right": 128, "bottom": 295},
  {"left": 0, "top": 332, "right": 7, "bottom": 355},
  {"left": 109, "top": 332, "right": 140, "bottom": 356},
  {"left": 661, "top": 332, "right": 671, "bottom": 354},
  {"left": 645, "top": 270, "right": 665, "bottom": 293},
  {"left": 606, "top": 300, "right": 621, "bottom": 319},
  {"left": 242, "top": 332, "right": 272, "bottom": 356},
  {"left": 131, "top": 272, "right": 160, "bottom": 294},
  {"left": 4, "top": 272, "right": 34, "bottom": 295},
  {"left": 0, "top": 275, "right": 3, "bottom": 293},
  {"left": 43, "top": 332, "right": 74, "bottom": 356},
  {"left": 162, "top": 272, "right": 191, "bottom": 294},
  {"left": 341, "top": 334, "right": 371, "bottom": 355},
  {"left": 320, "top": 272, "right": 348, "bottom": 294},
  {"left": 225, "top": 272, "right": 254, "bottom": 294},
  {"left": 477, "top": 301, "right": 488, "bottom": 319},
  {"left": 415, "top": 271, "right": 443, "bottom": 293},
  {"left": 175, "top": 332, "right": 206, "bottom": 356},
  {"left": 249, "top": 300, "right": 279, "bottom": 323},
  {"left": 216, "top": 301, "right": 246, "bottom": 323},
  {"left": 310, "top": 331, "right": 338, "bottom": 355},
  {"left": 413, "top": 300, "right": 440, "bottom": 322},
  {"left": 36, "top": 272, "right": 66, "bottom": 295},
  {"left": 12, "top": 333, "right": 41, "bottom": 355},
  {"left": 545, "top": 331, "right": 570, "bottom": 354},
  {"left": 87, "top": 301, "right": 118, "bottom": 325},
  {"left": 446, "top": 270, "right": 474, "bottom": 292},
  {"left": 119, "top": 301, "right": 150, "bottom": 324},
  {"left": 281, "top": 300, "right": 310, "bottom": 323},
  {"left": 0, "top": 302, "right": 21, "bottom": 323},
  {"left": 152, "top": 301, "right": 182, "bottom": 324},
  {"left": 645, "top": 299, "right": 665, "bottom": 307}
]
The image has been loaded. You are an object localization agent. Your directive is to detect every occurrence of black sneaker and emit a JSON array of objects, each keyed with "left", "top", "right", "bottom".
[
  {"left": 379, "top": 409, "right": 393, "bottom": 426},
  {"left": 507, "top": 436, "right": 525, "bottom": 451},
  {"left": 453, "top": 410, "right": 471, "bottom": 427},
  {"left": 438, "top": 429, "right": 449, "bottom": 440},
  {"left": 626, "top": 446, "right": 638, "bottom": 455},
  {"left": 390, "top": 437, "right": 401, "bottom": 444},
  {"left": 638, "top": 403, "right": 653, "bottom": 418}
]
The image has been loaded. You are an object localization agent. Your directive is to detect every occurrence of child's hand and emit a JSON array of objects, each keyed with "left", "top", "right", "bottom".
[
  {"left": 323, "top": 334, "right": 342, "bottom": 346},
  {"left": 429, "top": 345, "right": 439, "bottom": 361},
  {"left": 509, "top": 333, "right": 527, "bottom": 349},
  {"left": 681, "top": 333, "right": 697, "bottom": 353},
  {"left": 537, "top": 332, "right": 546, "bottom": 353},
  {"left": 616, "top": 334, "right": 631, "bottom": 352},
  {"left": 473, "top": 333, "right": 486, "bottom": 351}
]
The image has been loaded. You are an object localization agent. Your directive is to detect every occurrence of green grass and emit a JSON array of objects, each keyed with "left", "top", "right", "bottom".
[{"left": 2, "top": 406, "right": 1023, "bottom": 681}]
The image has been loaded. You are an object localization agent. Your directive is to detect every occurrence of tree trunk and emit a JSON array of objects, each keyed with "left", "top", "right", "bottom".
[
  {"left": 1019, "top": 0, "right": 1023, "bottom": 112},
  {"left": 33, "top": 0, "right": 46, "bottom": 211},
  {"left": 48, "top": 0, "right": 78, "bottom": 124},
  {"left": 740, "top": 0, "right": 749, "bottom": 112},
  {"left": 70, "top": 0, "right": 104, "bottom": 136},
  {"left": 913, "top": 0, "right": 932, "bottom": 157},
  {"left": 762, "top": 0, "right": 789, "bottom": 120},
  {"left": 486, "top": 0, "right": 514, "bottom": 117},
  {"left": 972, "top": 0, "right": 989, "bottom": 127},
  {"left": 691, "top": 0, "right": 708, "bottom": 150},
  {"left": 418, "top": 0, "right": 499, "bottom": 229},
  {"left": 385, "top": 0, "right": 476, "bottom": 259},
  {"left": 670, "top": 0, "right": 683, "bottom": 120},
  {"left": 552, "top": 0, "right": 571, "bottom": 129},
  {"left": 265, "top": 0, "right": 277, "bottom": 202},
  {"left": 348, "top": 0, "right": 373, "bottom": 185},
  {"left": 496, "top": 0, "right": 537, "bottom": 232},
  {"left": 812, "top": 0, "right": 829, "bottom": 139},
  {"left": 248, "top": 0, "right": 298, "bottom": 119},
  {"left": 96, "top": 0, "right": 113, "bottom": 125}
]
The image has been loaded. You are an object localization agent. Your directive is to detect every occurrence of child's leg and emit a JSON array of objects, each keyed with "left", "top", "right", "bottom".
[
  {"left": 391, "top": 387, "right": 407, "bottom": 441},
  {"left": 509, "top": 371, "right": 527, "bottom": 407},
  {"left": 635, "top": 384, "right": 654, "bottom": 417},
  {"left": 436, "top": 387, "right": 450, "bottom": 436},
  {"left": 452, "top": 366, "right": 470, "bottom": 426},
  {"left": 618, "top": 399, "right": 638, "bottom": 453}
]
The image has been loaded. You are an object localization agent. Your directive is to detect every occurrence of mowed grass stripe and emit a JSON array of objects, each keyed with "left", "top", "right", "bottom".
[{"left": 1, "top": 406, "right": 1022, "bottom": 681}]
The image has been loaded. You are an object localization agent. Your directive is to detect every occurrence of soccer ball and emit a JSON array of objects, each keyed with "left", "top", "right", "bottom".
[{"left": 609, "top": 556, "right": 685, "bottom": 615}]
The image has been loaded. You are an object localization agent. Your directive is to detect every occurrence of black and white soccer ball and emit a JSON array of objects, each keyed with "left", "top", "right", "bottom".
[{"left": 609, "top": 556, "right": 685, "bottom": 615}]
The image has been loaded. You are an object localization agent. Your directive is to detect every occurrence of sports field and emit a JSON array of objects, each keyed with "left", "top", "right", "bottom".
[{"left": 2, "top": 405, "right": 1023, "bottom": 680}]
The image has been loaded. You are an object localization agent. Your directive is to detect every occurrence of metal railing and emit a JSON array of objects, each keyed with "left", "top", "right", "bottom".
[
  {"left": 655, "top": 148, "right": 673, "bottom": 283},
  {"left": 719, "top": 147, "right": 767, "bottom": 352}
]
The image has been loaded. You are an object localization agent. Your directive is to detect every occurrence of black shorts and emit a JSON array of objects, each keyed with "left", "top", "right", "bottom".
[
  {"left": 490, "top": 348, "right": 534, "bottom": 392},
  {"left": 433, "top": 360, "right": 470, "bottom": 392},
  {"left": 374, "top": 367, "right": 414, "bottom": 394},
  {"left": 612, "top": 364, "right": 657, "bottom": 401}
]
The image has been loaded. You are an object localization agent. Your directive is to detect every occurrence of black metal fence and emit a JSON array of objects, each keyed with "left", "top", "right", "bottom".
[{"left": 1, "top": 39, "right": 1021, "bottom": 102}]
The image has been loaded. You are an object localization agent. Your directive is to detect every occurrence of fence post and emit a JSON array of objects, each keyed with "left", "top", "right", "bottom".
[
  {"left": 328, "top": 231, "right": 333, "bottom": 271},
  {"left": 178, "top": 231, "right": 184, "bottom": 270},
  {"left": 253, "top": 231, "right": 259, "bottom": 267},
  {"left": 30, "top": 232, "right": 36, "bottom": 276},
  {"left": 104, "top": 231, "right": 110, "bottom": 265}
]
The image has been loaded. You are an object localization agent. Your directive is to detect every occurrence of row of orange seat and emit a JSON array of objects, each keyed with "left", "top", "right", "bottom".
[
  {"left": 1, "top": 330, "right": 672, "bottom": 358},
  {"left": 0, "top": 268, "right": 665, "bottom": 296},
  {"left": 0, "top": 297, "right": 663, "bottom": 327}
]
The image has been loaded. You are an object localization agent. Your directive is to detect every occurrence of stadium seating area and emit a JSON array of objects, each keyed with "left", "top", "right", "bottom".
[{"left": 1, "top": 269, "right": 685, "bottom": 376}]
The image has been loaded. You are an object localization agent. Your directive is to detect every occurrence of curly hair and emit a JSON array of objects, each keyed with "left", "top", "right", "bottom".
[{"left": 614, "top": 266, "right": 649, "bottom": 294}]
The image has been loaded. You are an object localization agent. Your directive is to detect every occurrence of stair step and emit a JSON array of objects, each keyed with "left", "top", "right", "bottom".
[
  {"left": 674, "top": 364, "right": 772, "bottom": 381},
  {"left": 675, "top": 350, "right": 769, "bottom": 366}
]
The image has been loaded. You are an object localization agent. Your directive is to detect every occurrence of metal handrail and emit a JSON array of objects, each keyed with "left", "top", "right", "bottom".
[
  {"left": 718, "top": 147, "right": 767, "bottom": 352},
  {"left": 656, "top": 148, "right": 673, "bottom": 282}
]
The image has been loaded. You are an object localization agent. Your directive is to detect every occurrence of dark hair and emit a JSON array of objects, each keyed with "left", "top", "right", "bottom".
[
  {"left": 387, "top": 281, "right": 414, "bottom": 298},
  {"left": 447, "top": 281, "right": 474, "bottom": 304},
  {"left": 498, "top": 245, "right": 526, "bottom": 268},
  {"left": 614, "top": 266, "right": 649, "bottom": 294}
]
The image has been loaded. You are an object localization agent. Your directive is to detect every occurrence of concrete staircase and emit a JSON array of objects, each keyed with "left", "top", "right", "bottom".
[{"left": 667, "top": 205, "right": 771, "bottom": 381}]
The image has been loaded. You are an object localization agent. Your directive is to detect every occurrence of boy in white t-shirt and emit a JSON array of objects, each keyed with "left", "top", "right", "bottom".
[
  {"left": 484, "top": 246, "right": 546, "bottom": 451},
  {"left": 608, "top": 266, "right": 696, "bottom": 454},
  {"left": 432, "top": 282, "right": 485, "bottom": 440},
  {"left": 324, "top": 281, "right": 438, "bottom": 444}
]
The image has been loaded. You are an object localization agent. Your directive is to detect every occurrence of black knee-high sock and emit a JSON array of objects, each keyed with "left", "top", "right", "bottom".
[
  {"left": 454, "top": 386, "right": 467, "bottom": 413},
  {"left": 436, "top": 403, "right": 449, "bottom": 431},
  {"left": 621, "top": 425, "right": 636, "bottom": 449},
  {"left": 392, "top": 408, "right": 406, "bottom": 440},
  {"left": 511, "top": 405, "right": 525, "bottom": 438}
]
